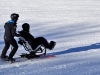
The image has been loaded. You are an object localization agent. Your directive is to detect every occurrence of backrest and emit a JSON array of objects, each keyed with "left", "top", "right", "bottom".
[{"left": 19, "top": 37, "right": 33, "bottom": 52}]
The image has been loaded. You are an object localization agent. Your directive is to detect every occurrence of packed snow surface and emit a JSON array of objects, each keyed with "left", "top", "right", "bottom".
[{"left": 0, "top": 0, "right": 100, "bottom": 75}]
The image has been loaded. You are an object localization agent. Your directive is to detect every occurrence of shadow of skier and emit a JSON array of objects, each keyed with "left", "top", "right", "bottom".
[{"left": 53, "top": 43, "right": 100, "bottom": 55}]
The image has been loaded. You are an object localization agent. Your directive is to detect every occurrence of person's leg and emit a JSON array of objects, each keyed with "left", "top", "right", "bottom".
[
  {"left": 1, "top": 39, "right": 10, "bottom": 58},
  {"left": 8, "top": 39, "right": 18, "bottom": 59},
  {"left": 33, "top": 37, "right": 56, "bottom": 50},
  {"left": 34, "top": 37, "right": 49, "bottom": 48}
]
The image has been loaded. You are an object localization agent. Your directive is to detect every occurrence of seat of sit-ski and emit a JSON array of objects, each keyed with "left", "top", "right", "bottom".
[{"left": 18, "top": 36, "right": 45, "bottom": 53}]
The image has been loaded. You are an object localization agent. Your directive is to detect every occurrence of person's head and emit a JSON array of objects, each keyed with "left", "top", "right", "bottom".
[
  {"left": 22, "top": 23, "right": 30, "bottom": 32},
  {"left": 10, "top": 13, "right": 19, "bottom": 22}
]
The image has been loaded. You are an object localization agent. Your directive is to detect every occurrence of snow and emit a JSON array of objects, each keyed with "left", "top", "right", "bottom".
[{"left": 0, "top": 0, "right": 100, "bottom": 75}]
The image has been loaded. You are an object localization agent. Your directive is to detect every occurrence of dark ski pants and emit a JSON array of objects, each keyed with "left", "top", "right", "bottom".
[
  {"left": 1, "top": 39, "right": 18, "bottom": 59},
  {"left": 31, "top": 37, "right": 50, "bottom": 50}
]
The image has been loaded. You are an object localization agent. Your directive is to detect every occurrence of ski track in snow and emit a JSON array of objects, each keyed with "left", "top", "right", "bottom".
[{"left": 0, "top": 0, "right": 100, "bottom": 75}]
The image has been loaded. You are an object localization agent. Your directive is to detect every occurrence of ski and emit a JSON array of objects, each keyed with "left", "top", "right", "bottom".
[
  {"left": 10, "top": 54, "right": 55, "bottom": 64},
  {"left": 39, "top": 54, "right": 54, "bottom": 59},
  {"left": 0, "top": 53, "right": 55, "bottom": 64}
]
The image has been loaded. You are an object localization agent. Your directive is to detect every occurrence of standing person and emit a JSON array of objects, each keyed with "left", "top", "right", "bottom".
[
  {"left": 19, "top": 23, "right": 56, "bottom": 51},
  {"left": 1, "top": 13, "right": 20, "bottom": 61}
]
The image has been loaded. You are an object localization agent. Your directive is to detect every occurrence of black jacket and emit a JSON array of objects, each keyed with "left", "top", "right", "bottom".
[
  {"left": 19, "top": 30, "right": 34, "bottom": 45},
  {"left": 4, "top": 20, "right": 19, "bottom": 40}
]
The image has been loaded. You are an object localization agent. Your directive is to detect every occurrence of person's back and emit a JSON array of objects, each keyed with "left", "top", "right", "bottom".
[
  {"left": 4, "top": 20, "right": 17, "bottom": 40},
  {"left": 19, "top": 30, "right": 34, "bottom": 45}
]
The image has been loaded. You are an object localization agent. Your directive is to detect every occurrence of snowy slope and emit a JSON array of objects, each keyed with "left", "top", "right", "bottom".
[{"left": 0, "top": 0, "right": 100, "bottom": 75}]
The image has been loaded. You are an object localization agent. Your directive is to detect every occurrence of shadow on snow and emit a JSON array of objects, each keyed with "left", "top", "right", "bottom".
[{"left": 53, "top": 43, "right": 100, "bottom": 55}]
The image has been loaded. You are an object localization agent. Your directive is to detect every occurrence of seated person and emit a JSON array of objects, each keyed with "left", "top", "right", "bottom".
[{"left": 19, "top": 23, "right": 56, "bottom": 51}]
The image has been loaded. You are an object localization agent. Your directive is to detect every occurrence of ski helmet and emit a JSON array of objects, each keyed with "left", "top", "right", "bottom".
[
  {"left": 10, "top": 13, "right": 19, "bottom": 21},
  {"left": 22, "top": 23, "right": 30, "bottom": 30}
]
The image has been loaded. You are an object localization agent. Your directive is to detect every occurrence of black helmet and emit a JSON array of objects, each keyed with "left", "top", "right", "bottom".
[
  {"left": 10, "top": 13, "right": 19, "bottom": 20},
  {"left": 22, "top": 23, "right": 30, "bottom": 30}
]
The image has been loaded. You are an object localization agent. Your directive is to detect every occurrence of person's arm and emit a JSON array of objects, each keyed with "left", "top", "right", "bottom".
[{"left": 11, "top": 23, "right": 20, "bottom": 37}]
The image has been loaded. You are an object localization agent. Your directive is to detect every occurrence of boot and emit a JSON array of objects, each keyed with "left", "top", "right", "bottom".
[
  {"left": 49, "top": 41, "right": 56, "bottom": 50},
  {"left": 1, "top": 55, "right": 8, "bottom": 60},
  {"left": 6, "top": 57, "right": 15, "bottom": 62}
]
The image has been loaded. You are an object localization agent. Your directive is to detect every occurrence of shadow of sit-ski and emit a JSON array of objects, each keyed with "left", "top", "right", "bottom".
[{"left": 53, "top": 43, "right": 100, "bottom": 55}]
